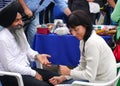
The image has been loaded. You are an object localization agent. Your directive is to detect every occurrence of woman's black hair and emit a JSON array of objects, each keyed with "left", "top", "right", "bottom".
[{"left": 67, "top": 10, "right": 93, "bottom": 42}]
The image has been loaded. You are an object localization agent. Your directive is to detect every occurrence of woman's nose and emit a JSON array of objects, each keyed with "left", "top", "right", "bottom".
[{"left": 71, "top": 31, "right": 76, "bottom": 36}]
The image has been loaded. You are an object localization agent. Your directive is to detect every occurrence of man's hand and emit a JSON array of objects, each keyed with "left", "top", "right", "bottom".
[
  {"left": 49, "top": 75, "right": 67, "bottom": 85},
  {"left": 35, "top": 72, "right": 43, "bottom": 80},
  {"left": 36, "top": 54, "right": 51, "bottom": 66}
]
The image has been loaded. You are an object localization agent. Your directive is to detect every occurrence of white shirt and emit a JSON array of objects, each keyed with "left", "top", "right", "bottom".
[
  {"left": 70, "top": 30, "right": 117, "bottom": 83},
  {"left": 0, "top": 28, "right": 39, "bottom": 77}
]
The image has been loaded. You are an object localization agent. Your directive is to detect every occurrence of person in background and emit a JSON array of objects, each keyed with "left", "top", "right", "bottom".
[
  {"left": 89, "top": 0, "right": 106, "bottom": 24},
  {"left": 111, "top": 0, "right": 120, "bottom": 41},
  {"left": 18, "top": 0, "right": 71, "bottom": 47},
  {"left": 49, "top": 10, "right": 117, "bottom": 85},
  {"left": 87, "top": 0, "right": 106, "bottom": 24},
  {"left": 68, "top": 0, "right": 100, "bottom": 24},
  {"left": 53, "top": 0, "right": 68, "bottom": 23},
  {"left": 68, "top": 0, "right": 90, "bottom": 21},
  {"left": 111, "top": 0, "right": 120, "bottom": 23},
  {"left": 0, "top": 1, "right": 61, "bottom": 86},
  {"left": 39, "top": 1, "right": 55, "bottom": 24},
  {"left": 103, "top": 0, "right": 117, "bottom": 25}
]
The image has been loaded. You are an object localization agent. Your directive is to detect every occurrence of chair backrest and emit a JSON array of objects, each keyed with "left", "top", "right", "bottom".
[
  {"left": 0, "top": 71, "right": 24, "bottom": 86},
  {"left": 72, "top": 63, "right": 120, "bottom": 86}
]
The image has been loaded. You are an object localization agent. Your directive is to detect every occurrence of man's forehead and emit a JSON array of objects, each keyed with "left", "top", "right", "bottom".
[{"left": 15, "top": 13, "right": 22, "bottom": 20}]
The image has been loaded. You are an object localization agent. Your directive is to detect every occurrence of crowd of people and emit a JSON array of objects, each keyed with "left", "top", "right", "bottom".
[{"left": 0, "top": 0, "right": 120, "bottom": 86}]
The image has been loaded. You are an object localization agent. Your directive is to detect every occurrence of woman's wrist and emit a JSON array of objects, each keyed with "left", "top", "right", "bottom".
[
  {"left": 64, "top": 75, "right": 72, "bottom": 80},
  {"left": 60, "top": 75, "right": 67, "bottom": 81}
]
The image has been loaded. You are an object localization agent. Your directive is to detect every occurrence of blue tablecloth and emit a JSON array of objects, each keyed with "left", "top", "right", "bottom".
[
  {"left": 32, "top": 34, "right": 113, "bottom": 66},
  {"left": 32, "top": 34, "right": 80, "bottom": 66}
]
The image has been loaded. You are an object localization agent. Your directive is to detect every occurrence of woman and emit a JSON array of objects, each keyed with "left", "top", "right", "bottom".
[{"left": 49, "top": 10, "right": 117, "bottom": 85}]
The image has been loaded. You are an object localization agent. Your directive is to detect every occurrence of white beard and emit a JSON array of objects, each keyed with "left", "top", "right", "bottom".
[{"left": 10, "top": 28, "right": 29, "bottom": 51}]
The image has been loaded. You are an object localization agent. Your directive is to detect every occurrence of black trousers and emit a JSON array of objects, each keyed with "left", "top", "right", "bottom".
[{"left": 0, "top": 68, "right": 60, "bottom": 86}]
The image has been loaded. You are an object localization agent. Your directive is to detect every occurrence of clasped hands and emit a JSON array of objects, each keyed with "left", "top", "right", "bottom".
[
  {"left": 49, "top": 65, "right": 71, "bottom": 85},
  {"left": 34, "top": 54, "right": 71, "bottom": 85}
]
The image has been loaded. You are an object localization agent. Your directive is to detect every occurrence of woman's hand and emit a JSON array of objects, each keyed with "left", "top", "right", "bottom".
[
  {"left": 59, "top": 65, "right": 71, "bottom": 75},
  {"left": 36, "top": 54, "right": 51, "bottom": 66},
  {"left": 35, "top": 72, "right": 43, "bottom": 80}
]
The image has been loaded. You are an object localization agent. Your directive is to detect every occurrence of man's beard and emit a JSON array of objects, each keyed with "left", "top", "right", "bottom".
[
  {"left": 9, "top": 25, "right": 28, "bottom": 51},
  {"left": 9, "top": 24, "right": 23, "bottom": 31}
]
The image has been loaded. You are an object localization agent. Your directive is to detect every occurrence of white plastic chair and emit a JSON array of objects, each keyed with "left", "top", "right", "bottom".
[
  {"left": 0, "top": 71, "right": 24, "bottom": 86},
  {"left": 55, "top": 63, "right": 120, "bottom": 86},
  {"left": 0, "top": 61, "right": 43, "bottom": 86},
  {"left": 72, "top": 63, "right": 120, "bottom": 86}
]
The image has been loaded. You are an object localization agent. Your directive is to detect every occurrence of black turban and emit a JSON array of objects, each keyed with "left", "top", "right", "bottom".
[{"left": 0, "top": 1, "right": 18, "bottom": 27}]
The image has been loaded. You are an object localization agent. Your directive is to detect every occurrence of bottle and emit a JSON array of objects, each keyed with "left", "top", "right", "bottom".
[{"left": 51, "top": 20, "right": 64, "bottom": 33}]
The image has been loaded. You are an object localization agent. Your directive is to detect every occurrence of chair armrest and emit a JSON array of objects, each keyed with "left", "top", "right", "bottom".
[
  {"left": 116, "top": 62, "right": 120, "bottom": 68},
  {"left": 55, "top": 84, "right": 72, "bottom": 86},
  {"left": 0, "top": 71, "right": 24, "bottom": 86},
  {"left": 72, "top": 81, "right": 107, "bottom": 86}
]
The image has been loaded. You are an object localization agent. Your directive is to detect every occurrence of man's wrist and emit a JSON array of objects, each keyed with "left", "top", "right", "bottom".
[{"left": 35, "top": 54, "right": 39, "bottom": 59}]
